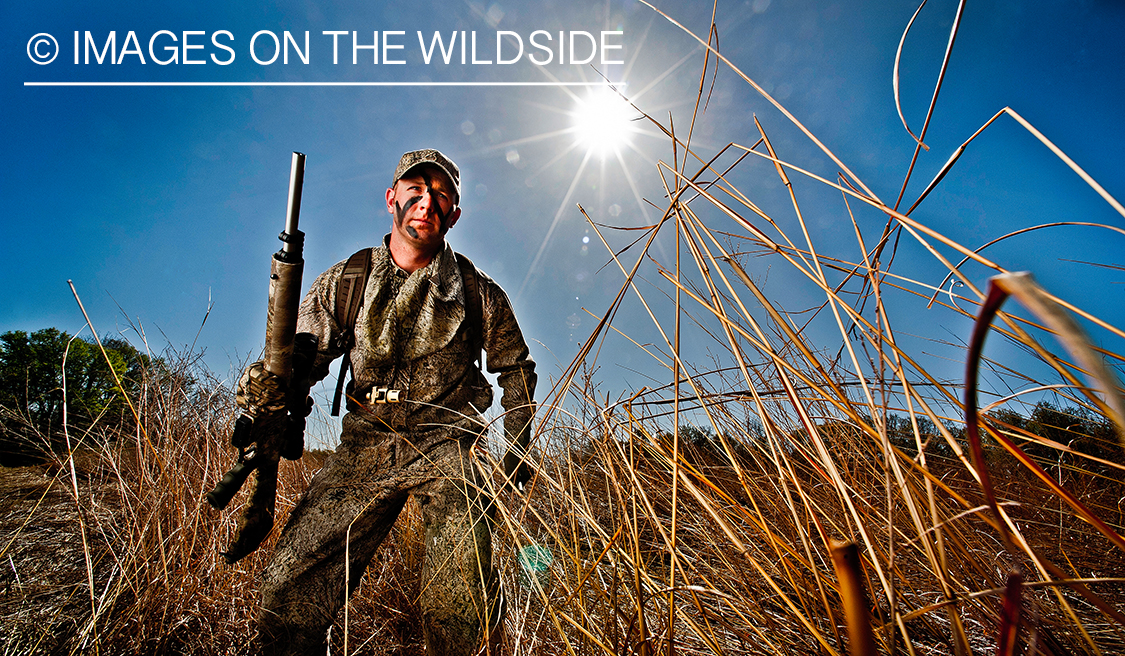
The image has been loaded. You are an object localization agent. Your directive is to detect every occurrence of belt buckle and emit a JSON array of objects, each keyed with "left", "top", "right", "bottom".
[{"left": 367, "top": 387, "right": 402, "bottom": 404}]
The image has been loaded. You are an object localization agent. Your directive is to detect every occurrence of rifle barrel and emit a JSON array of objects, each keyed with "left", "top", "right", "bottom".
[{"left": 282, "top": 152, "right": 306, "bottom": 257}]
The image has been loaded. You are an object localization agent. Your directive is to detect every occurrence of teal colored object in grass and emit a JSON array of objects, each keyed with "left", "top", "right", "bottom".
[{"left": 517, "top": 544, "right": 553, "bottom": 588}]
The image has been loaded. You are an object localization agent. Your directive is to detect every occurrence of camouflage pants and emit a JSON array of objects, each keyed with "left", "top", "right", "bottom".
[{"left": 258, "top": 413, "right": 502, "bottom": 655}]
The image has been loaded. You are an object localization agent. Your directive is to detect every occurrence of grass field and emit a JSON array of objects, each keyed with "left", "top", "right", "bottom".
[{"left": 3, "top": 4, "right": 1125, "bottom": 655}]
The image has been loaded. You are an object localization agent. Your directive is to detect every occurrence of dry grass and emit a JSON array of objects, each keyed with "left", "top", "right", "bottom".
[{"left": 3, "top": 3, "right": 1125, "bottom": 655}]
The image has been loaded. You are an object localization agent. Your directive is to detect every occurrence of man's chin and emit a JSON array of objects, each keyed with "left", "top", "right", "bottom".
[{"left": 403, "top": 227, "right": 445, "bottom": 246}]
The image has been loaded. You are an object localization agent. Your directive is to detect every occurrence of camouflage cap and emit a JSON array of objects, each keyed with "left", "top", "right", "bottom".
[{"left": 392, "top": 149, "right": 461, "bottom": 202}]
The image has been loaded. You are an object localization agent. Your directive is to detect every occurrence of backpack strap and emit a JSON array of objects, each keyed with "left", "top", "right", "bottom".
[
  {"left": 456, "top": 252, "right": 484, "bottom": 369},
  {"left": 331, "top": 248, "right": 373, "bottom": 416}
]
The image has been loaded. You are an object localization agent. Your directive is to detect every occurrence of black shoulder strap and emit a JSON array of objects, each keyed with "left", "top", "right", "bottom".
[
  {"left": 456, "top": 252, "right": 484, "bottom": 368},
  {"left": 331, "top": 248, "right": 373, "bottom": 416}
]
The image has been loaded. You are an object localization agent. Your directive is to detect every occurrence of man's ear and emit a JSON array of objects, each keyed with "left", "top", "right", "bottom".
[
  {"left": 385, "top": 187, "right": 396, "bottom": 214},
  {"left": 447, "top": 207, "right": 462, "bottom": 229}
]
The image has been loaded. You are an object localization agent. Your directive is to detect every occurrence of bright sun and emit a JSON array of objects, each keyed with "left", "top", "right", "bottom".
[{"left": 571, "top": 88, "right": 635, "bottom": 156}]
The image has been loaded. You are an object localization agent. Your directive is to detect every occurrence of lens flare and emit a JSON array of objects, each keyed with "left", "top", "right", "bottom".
[{"left": 571, "top": 89, "right": 635, "bottom": 156}]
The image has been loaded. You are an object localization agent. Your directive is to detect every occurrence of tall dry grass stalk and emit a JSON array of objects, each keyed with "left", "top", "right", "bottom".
[
  {"left": 479, "top": 3, "right": 1125, "bottom": 655},
  {"left": 2, "top": 3, "right": 1123, "bottom": 655}
]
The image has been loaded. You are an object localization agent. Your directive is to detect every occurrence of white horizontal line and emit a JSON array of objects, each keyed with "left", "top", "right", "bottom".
[{"left": 24, "top": 81, "right": 621, "bottom": 87}]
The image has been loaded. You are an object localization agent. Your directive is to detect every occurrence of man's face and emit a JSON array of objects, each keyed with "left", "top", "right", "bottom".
[{"left": 385, "top": 165, "right": 461, "bottom": 251}]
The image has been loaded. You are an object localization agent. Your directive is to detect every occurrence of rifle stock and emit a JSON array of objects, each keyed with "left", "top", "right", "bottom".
[{"left": 207, "top": 152, "right": 315, "bottom": 564}]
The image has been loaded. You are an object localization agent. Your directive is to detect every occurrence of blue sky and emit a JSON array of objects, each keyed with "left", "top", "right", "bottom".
[{"left": 4, "top": 0, "right": 1124, "bottom": 430}]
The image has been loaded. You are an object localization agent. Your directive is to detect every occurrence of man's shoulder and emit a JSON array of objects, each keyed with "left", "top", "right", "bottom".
[
  {"left": 452, "top": 251, "right": 523, "bottom": 320},
  {"left": 306, "top": 244, "right": 389, "bottom": 298},
  {"left": 321, "top": 244, "right": 389, "bottom": 277},
  {"left": 451, "top": 249, "right": 500, "bottom": 287}
]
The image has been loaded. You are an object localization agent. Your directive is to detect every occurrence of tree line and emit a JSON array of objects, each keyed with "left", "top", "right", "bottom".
[
  {"left": 0, "top": 327, "right": 151, "bottom": 465},
  {"left": 653, "top": 404, "right": 1118, "bottom": 473}
]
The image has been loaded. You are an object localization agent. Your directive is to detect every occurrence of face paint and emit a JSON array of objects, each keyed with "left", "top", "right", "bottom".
[
  {"left": 395, "top": 196, "right": 423, "bottom": 239},
  {"left": 419, "top": 170, "right": 455, "bottom": 232},
  {"left": 393, "top": 168, "right": 456, "bottom": 242}
]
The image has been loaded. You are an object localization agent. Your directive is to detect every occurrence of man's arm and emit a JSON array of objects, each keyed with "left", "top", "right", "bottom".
[
  {"left": 295, "top": 259, "right": 352, "bottom": 385},
  {"left": 479, "top": 276, "right": 537, "bottom": 488}
]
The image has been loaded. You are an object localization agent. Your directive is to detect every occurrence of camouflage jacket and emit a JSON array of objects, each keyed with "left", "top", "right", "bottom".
[{"left": 296, "top": 237, "right": 536, "bottom": 448}]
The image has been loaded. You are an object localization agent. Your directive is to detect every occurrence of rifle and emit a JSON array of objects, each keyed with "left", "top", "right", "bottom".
[{"left": 206, "top": 152, "right": 317, "bottom": 564}]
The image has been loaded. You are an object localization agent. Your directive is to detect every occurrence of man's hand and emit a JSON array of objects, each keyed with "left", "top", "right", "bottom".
[
  {"left": 503, "top": 450, "right": 532, "bottom": 491},
  {"left": 235, "top": 361, "right": 288, "bottom": 414}
]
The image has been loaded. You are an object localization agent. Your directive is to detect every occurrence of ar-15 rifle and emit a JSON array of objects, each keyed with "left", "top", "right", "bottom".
[{"left": 206, "top": 152, "right": 318, "bottom": 564}]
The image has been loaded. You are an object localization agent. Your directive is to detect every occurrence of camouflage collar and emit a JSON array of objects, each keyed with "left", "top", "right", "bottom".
[{"left": 362, "top": 238, "right": 467, "bottom": 366}]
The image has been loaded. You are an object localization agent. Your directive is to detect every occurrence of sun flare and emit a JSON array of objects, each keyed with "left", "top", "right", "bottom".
[{"left": 571, "top": 88, "right": 636, "bottom": 156}]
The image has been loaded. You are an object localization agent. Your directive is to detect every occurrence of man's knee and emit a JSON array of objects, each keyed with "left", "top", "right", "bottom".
[
  {"left": 255, "top": 605, "right": 292, "bottom": 655},
  {"left": 257, "top": 577, "right": 334, "bottom": 656},
  {"left": 422, "top": 607, "right": 485, "bottom": 656}
]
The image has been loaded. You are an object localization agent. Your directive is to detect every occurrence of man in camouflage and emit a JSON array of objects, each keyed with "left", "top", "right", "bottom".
[{"left": 254, "top": 149, "right": 536, "bottom": 655}]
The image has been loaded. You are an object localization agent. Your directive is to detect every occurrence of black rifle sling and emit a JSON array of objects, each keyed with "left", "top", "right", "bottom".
[
  {"left": 455, "top": 252, "right": 484, "bottom": 368},
  {"left": 331, "top": 247, "right": 373, "bottom": 416},
  {"left": 330, "top": 247, "right": 483, "bottom": 416}
]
